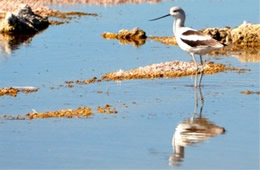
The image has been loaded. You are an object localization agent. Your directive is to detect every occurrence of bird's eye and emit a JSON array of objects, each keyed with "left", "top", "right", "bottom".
[{"left": 173, "top": 9, "right": 179, "bottom": 13}]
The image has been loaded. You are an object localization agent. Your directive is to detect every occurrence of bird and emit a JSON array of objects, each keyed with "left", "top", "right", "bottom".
[{"left": 150, "top": 6, "right": 223, "bottom": 86}]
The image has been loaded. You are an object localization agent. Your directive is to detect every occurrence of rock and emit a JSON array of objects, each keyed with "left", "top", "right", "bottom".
[
  {"left": 201, "top": 23, "right": 260, "bottom": 47},
  {"left": 102, "top": 27, "right": 147, "bottom": 47},
  {"left": 201, "top": 27, "right": 232, "bottom": 45},
  {"left": 0, "top": 4, "right": 49, "bottom": 34},
  {"left": 231, "top": 23, "right": 260, "bottom": 46}
]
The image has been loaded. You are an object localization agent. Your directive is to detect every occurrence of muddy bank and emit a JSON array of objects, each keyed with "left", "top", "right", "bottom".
[
  {"left": 101, "top": 61, "right": 243, "bottom": 81},
  {"left": 97, "top": 104, "right": 118, "bottom": 114},
  {"left": 43, "top": 0, "right": 161, "bottom": 5},
  {"left": 0, "top": 61, "right": 248, "bottom": 98},
  {"left": 42, "top": 10, "right": 98, "bottom": 25},
  {"left": 60, "top": 61, "right": 246, "bottom": 88},
  {"left": 0, "top": 87, "right": 39, "bottom": 97},
  {"left": 0, "top": 0, "right": 161, "bottom": 10},
  {"left": 240, "top": 90, "right": 260, "bottom": 95},
  {"left": 1, "top": 104, "right": 118, "bottom": 120},
  {"left": 2, "top": 107, "right": 92, "bottom": 120}
]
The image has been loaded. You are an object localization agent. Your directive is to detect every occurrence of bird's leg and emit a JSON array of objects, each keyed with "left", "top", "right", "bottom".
[
  {"left": 198, "top": 55, "right": 204, "bottom": 87},
  {"left": 191, "top": 53, "right": 198, "bottom": 73},
  {"left": 199, "top": 55, "right": 204, "bottom": 73},
  {"left": 191, "top": 53, "right": 198, "bottom": 87}
]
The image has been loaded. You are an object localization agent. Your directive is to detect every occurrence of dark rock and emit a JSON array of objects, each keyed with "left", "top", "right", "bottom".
[{"left": 0, "top": 4, "right": 49, "bottom": 34}]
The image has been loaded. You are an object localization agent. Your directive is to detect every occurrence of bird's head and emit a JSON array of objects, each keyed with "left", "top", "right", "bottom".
[
  {"left": 149, "top": 6, "right": 185, "bottom": 21},
  {"left": 169, "top": 6, "right": 185, "bottom": 18}
]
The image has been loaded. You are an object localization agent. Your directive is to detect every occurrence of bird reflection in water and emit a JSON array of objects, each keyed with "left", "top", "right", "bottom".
[{"left": 169, "top": 75, "right": 226, "bottom": 167}]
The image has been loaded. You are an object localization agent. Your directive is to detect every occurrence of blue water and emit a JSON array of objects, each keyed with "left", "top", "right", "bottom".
[{"left": 0, "top": 0, "right": 259, "bottom": 169}]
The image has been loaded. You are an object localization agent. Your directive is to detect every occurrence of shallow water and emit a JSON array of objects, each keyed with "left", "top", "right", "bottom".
[{"left": 0, "top": 0, "right": 259, "bottom": 169}]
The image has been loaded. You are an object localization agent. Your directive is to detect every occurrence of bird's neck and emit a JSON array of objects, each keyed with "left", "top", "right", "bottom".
[{"left": 173, "top": 17, "right": 185, "bottom": 36}]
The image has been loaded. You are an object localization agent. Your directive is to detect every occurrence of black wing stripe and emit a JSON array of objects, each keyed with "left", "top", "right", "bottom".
[
  {"left": 182, "top": 30, "right": 205, "bottom": 36},
  {"left": 181, "top": 38, "right": 219, "bottom": 47}
]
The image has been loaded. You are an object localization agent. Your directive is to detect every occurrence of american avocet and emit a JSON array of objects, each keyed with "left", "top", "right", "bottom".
[{"left": 150, "top": 6, "right": 223, "bottom": 86}]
